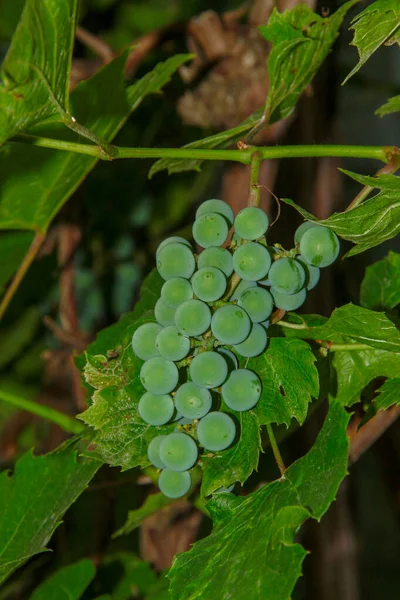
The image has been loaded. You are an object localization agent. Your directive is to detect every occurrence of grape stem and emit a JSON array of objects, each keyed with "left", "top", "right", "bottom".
[
  {"left": 266, "top": 423, "right": 286, "bottom": 477},
  {"left": 248, "top": 151, "right": 262, "bottom": 207}
]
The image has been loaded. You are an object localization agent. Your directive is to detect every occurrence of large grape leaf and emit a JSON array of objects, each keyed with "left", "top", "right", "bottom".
[
  {"left": 168, "top": 401, "right": 350, "bottom": 600},
  {"left": 30, "top": 559, "right": 95, "bottom": 600},
  {"left": 374, "top": 378, "right": 400, "bottom": 411},
  {"left": 376, "top": 94, "right": 400, "bottom": 116},
  {"left": 344, "top": 0, "right": 400, "bottom": 84},
  {"left": 0, "top": 441, "right": 100, "bottom": 584},
  {"left": 360, "top": 251, "right": 400, "bottom": 310}
]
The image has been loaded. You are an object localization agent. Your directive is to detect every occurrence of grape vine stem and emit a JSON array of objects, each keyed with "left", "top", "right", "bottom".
[{"left": 266, "top": 423, "right": 286, "bottom": 477}]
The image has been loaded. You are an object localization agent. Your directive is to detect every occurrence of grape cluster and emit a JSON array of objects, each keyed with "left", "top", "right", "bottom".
[{"left": 131, "top": 199, "right": 340, "bottom": 498}]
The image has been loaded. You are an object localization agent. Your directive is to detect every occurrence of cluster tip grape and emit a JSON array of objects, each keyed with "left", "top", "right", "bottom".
[{"left": 131, "top": 199, "right": 340, "bottom": 498}]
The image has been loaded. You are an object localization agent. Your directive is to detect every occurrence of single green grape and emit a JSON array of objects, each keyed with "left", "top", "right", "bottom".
[
  {"left": 233, "top": 323, "right": 267, "bottom": 357},
  {"left": 297, "top": 257, "right": 320, "bottom": 290},
  {"left": 140, "top": 357, "right": 179, "bottom": 394},
  {"left": 138, "top": 392, "right": 174, "bottom": 425},
  {"left": 155, "top": 298, "right": 176, "bottom": 326},
  {"left": 161, "top": 277, "right": 193, "bottom": 309},
  {"left": 217, "top": 347, "right": 238, "bottom": 371},
  {"left": 233, "top": 242, "right": 271, "bottom": 281},
  {"left": 299, "top": 225, "right": 340, "bottom": 267},
  {"left": 237, "top": 286, "right": 273, "bottom": 323},
  {"left": 192, "top": 213, "right": 229, "bottom": 248},
  {"left": 271, "top": 287, "right": 307, "bottom": 311},
  {"left": 155, "top": 326, "right": 190, "bottom": 361},
  {"left": 196, "top": 199, "right": 234, "bottom": 225},
  {"left": 157, "top": 242, "right": 196, "bottom": 280},
  {"left": 189, "top": 351, "right": 228, "bottom": 389},
  {"left": 197, "top": 412, "right": 236, "bottom": 451},
  {"left": 294, "top": 221, "right": 318, "bottom": 245},
  {"left": 211, "top": 305, "right": 251, "bottom": 345},
  {"left": 147, "top": 435, "right": 167, "bottom": 469},
  {"left": 174, "top": 299, "right": 211, "bottom": 336},
  {"left": 268, "top": 257, "right": 306, "bottom": 295},
  {"left": 230, "top": 279, "right": 257, "bottom": 301},
  {"left": 156, "top": 236, "right": 192, "bottom": 257},
  {"left": 159, "top": 432, "right": 198, "bottom": 471},
  {"left": 197, "top": 247, "right": 233, "bottom": 277},
  {"left": 131, "top": 322, "right": 162, "bottom": 360},
  {"left": 174, "top": 382, "right": 212, "bottom": 419},
  {"left": 158, "top": 469, "right": 191, "bottom": 498},
  {"left": 234, "top": 207, "right": 269, "bottom": 240},
  {"left": 260, "top": 319, "right": 270, "bottom": 329},
  {"left": 191, "top": 267, "right": 226, "bottom": 302},
  {"left": 221, "top": 369, "right": 262, "bottom": 411}
]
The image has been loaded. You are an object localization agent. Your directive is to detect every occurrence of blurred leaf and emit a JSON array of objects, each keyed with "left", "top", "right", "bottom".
[
  {"left": 29, "top": 559, "right": 95, "bottom": 600},
  {"left": 344, "top": 0, "right": 400, "bottom": 84},
  {"left": 104, "top": 553, "right": 157, "bottom": 600},
  {"left": 360, "top": 251, "right": 400, "bottom": 310},
  {"left": 0, "top": 440, "right": 100, "bottom": 584},
  {"left": 0, "top": 307, "right": 40, "bottom": 369},
  {"left": 0, "top": 0, "right": 25, "bottom": 41},
  {"left": 168, "top": 401, "right": 349, "bottom": 600},
  {"left": 0, "top": 231, "right": 33, "bottom": 292},
  {"left": 374, "top": 378, "right": 400, "bottom": 410},
  {"left": 376, "top": 94, "right": 400, "bottom": 116},
  {"left": 114, "top": 493, "right": 174, "bottom": 537}
]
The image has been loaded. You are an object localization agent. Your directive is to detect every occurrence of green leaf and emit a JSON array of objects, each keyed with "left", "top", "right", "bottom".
[
  {"left": 104, "top": 553, "right": 157, "bottom": 600},
  {"left": 0, "top": 308, "right": 41, "bottom": 369},
  {"left": 113, "top": 493, "right": 175, "bottom": 537},
  {"left": 376, "top": 94, "right": 400, "bottom": 116},
  {"left": 260, "top": 1, "right": 357, "bottom": 123},
  {"left": 344, "top": 0, "right": 400, "bottom": 84},
  {"left": 0, "top": 0, "right": 78, "bottom": 144},
  {"left": 30, "top": 559, "right": 95, "bottom": 600},
  {"left": 248, "top": 338, "right": 319, "bottom": 427},
  {"left": 0, "top": 54, "right": 191, "bottom": 233},
  {"left": 374, "top": 378, "right": 400, "bottom": 410},
  {"left": 168, "top": 401, "right": 350, "bottom": 600},
  {"left": 0, "top": 231, "right": 33, "bottom": 293},
  {"left": 0, "top": 440, "right": 100, "bottom": 584},
  {"left": 360, "top": 251, "right": 400, "bottom": 310}
]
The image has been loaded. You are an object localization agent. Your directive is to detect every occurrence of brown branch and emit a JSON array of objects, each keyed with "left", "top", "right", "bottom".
[{"left": 348, "top": 406, "right": 400, "bottom": 464}]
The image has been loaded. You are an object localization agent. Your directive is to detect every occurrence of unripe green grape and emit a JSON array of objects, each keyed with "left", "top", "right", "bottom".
[
  {"left": 140, "top": 357, "right": 179, "bottom": 394},
  {"left": 197, "top": 412, "right": 236, "bottom": 451},
  {"left": 268, "top": 257, "right": 306, "bottom": 295},
  {"left": 211, "top": 305, "right": 251, "bottom": 345},
  {"left": 191, "top": 267, "right": 226, "bottom": 302},
  {"left": 233, "top": 323, "right": 267, "bottom": 357},
  {"left": 147, "top": 435, "right": 167, "bottom": 469},
  {"left": 174, "top": 415, "right": 192, "bottom": 426},
  {"left": 230, "top": 279, "right": 257, "bottom": 301},
  {"left": 157, "top": 242, "right": 196, "bottom": 280},
  {"left": 159, "top": 432, "right": 198, "bottom": 471},
  {"left": 161, "top": 277, "right": 193, "bottom": 309},
  {"left": 174, "top": 299, "right": 211, "bottom": 336},
  {"left": 189, "top": 351, "right": 228, "bottom": 389},
  {"left": 294, "top": 221, "right": 318, "bottom": 245},
  {"left": 271, "top": 287, "right": 306, "bottom": 311},
  {"left": 156, "top": 236, "right": 192, "bottom": 257},
  {"left": 131, "top": 322, "right": 162, "bottom": 360},
  {"left": 197, "top": 247, "right": 233, "bottom": 277},
  {"left": 158, "top": 469, "right": 191, "bottom": 498},
  {"left": 196, "top": 199, "right": 234, "bottom": 225},
  {"left": 222, "top": 369, "right": 262, "bottom": 411},
  {"left": 299, "top": 225, "right": 340, "bottom": 268},
  {"left": 155, "top": 326, "right": 190, "bottom": 361},
  {"left": 233, "top": 242, "right": 271, "bottom": 281},
  {"left": 217, "top": 347, "right": 238, "bottom": 371},
  {"left": 297, "top": 258, "right": 320, "bottom": 290},
  {"left": 234, "top": 207, "right": 269, "bottom": 240},
  {"left": 238, "top": 286, "right": 273, "bottom": 323},
  {"left": 261, "top": 319, "right": 270, "bottom": 330},
  {"left": 138, "top": 392, "right": 174, "bottom": 425},
  {"left": 175, "top": 382, "right": 212, "bottom": 419},
  {"left": 155, "top": 298, "right": 176, "bottom": 326},
  {"left": 192, "top": 213, "right": 229, "bottom": 248}
]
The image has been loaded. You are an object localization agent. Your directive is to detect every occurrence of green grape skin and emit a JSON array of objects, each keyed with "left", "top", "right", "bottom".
[
  {"left": 232, "top": 242, "right": 271, "bottom": 281},
  {"left": 155, "top": 326, "right": 190, "bottom": 361},
  {"left": 197, "top": 247, "right": 233, "bottom": 277},
  {"left": 189, "top": 351, "right": 228, "bottom": 389},
  {"left": 131, "top": 322, "right": 162, "bottom": 360},
  {"left": 299, "top": 225, "right": 340, "bottom": 268},
  {"left": 197, "top": 412, "right": 236, "bottom": 451},
  {"left": 161, "top": 277, "right": 193, "bottom": 309},
  {"left": 147, "top": 435, "right": 167, "bottom": 469},
  {"left": 192, "top": 213, "right": 229, "bottom": 248},
  {"left": 174, "top": 299, "right": 211, "bottom": 336},
  {"left": 211, "top": 305, "right": 251, "bottom": 345},
  {"left": 159, "top": 432, "right": 198, "bottom": 471},
  {"left": 268, "top": 257, "right": 306, "bottom": 295},
  {"left": 261, "top": 319, "right": 270, "bottom": 330},
  {"left": 155, "top": 298, "right": 176, "bottom": 326},
  {"left": 157, "top": 242, "right": 196, "bottom": 280},
  {"left": 233, "top": 323, "right": 267, "bottom": 357},
  {"left": 237, "top": 286, "right": 274, "bottom": 323},
  {"left": 174, "top": 382, "right": 212, "bottom": 419},
  {"left": 138, "top": 392, "right": 174, "bottom": 425},
  {"left": 217, "top": 347, "right": 238, "bottom": 371},
  {"left": 158, "top": 469, "right": 191, "bottom": 498},
  {"left": 234, "top": 207, "right": 269, "bottom": 240},
  {"left": 271, "top": 287, "right": 307, "bottom": 311},
  {"left": 140, "top": 357, "right": 179, "bottom": 394},
  {"left": 196, "top": 199, "right": 234, "bottom": 225},
  {"left": 297, "top": 258, "right": 320, "bottom": 290},
  {"left": 156, "top": 236, "right": 192, "bottom": 257},
  {"left": 191, "top": 267, "right": 226, "bottom": 302},
  {"left": 222, "top": 369, "right": 262, "bottom": 411},
  {"left": 294, "top": 221, "right": 318, "bottom": 245},
  {"left": 230, "top": 279, "right": 257, "bottom": 301}
]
